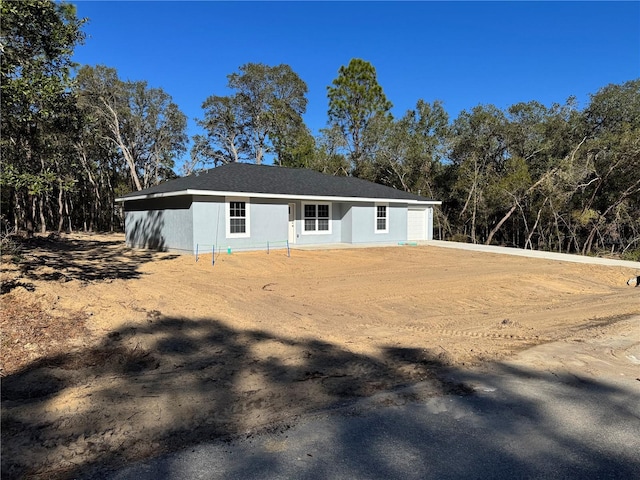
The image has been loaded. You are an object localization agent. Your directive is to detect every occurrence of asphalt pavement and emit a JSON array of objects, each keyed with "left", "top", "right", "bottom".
[{"left": 98, "top": 356, "right": 640, "bottom": 480}]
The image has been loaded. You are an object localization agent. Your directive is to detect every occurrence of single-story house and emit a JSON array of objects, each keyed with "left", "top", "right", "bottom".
[{"left": 115, "top": 163, "right": 441, "bottom": 253}]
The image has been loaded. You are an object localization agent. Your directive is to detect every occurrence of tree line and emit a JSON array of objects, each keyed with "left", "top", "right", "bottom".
[{"left": 2, "top": 1, "right": 638, "bottom": 259}]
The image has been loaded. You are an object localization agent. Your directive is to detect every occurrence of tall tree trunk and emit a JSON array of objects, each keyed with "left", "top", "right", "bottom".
[
  {"left": 58, "top": 187, "right": 65, "bottom": 232},
  {"left": 486, "top": 204, "right": 517, "bottom": 246},
  {"left": 471, "top": 190, "right": 478, "bottom": 243},
  {"left": 66, "top": 195, "right": 72, "bottom": 232},
  {"left": 26, "top": 194, "right": 36, "bottom": 237},
  {"left": 103, "top": 100, "right": 143, "bottom": 191},
  {"left": 14, "top": 191, "right": 24, "bottom": 233},
  {"left": 38, "top": 195, "right": 46, "bottom": 234},
  {"left": 77, "top": 146, "right": 102, "bottom": 231},
  {"left": 525, "top": 203, "right": 546, "bottom": 250}
]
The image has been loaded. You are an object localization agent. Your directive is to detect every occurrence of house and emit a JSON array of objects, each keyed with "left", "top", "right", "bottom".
[{"left": 115, "top": 163, "right": 441, "bottom": 253}]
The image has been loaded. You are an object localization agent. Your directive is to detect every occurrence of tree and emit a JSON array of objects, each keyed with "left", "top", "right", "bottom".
[
  {"left": 0, "top": 0, "right": 85, "bottom": 234},
  {"left": 76, "top": 65, "right": 187, "bottom": 191},
  {"left": 577, "top": 79, "right": 640, "bottom": 254},
  {"left": 327, "top": 58, "right": 392, "bottom": 176},
  {"left": 298, "top": 126, "right": 350, "bottom": 176},
  {"left": 483, "top": 101, "right": 569, "bottom": 247},
  {"left": 449, "top": 105, "right": 508, "bottom": 243},
  {"left": 126, "top": 81, "right": 187, "bottom": 189},
  {"left": 194, "top": 63, "right": 309, "bottom": 166},
  {"left": 275, "top": 126, "right": 316, "bottom": 169},
  {"left": 73, "top": 120, "right": 122, "bottom": 231},
  {"left": 190, "top": 95, "right": 243, "bottom": 170},
  {"left": 373, "top": 100, "right": 449, "bottom": 194},
  {"left": 76, "top": 65, "right": 142, "bottom": 190}
]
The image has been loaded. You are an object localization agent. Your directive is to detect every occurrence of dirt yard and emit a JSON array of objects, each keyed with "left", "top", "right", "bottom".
[{"left": 2, "top": 233, "right": 639, "bottom": 479}]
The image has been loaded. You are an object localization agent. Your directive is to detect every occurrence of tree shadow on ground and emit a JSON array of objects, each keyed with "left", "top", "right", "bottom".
[
  {"left": 2, "top": 314, "right": 639, "bottom": 479},
  {"left": 1, "top": 314, "right": 469, "bottom": 479},
  {"left": 1, "top": 233, "right": 178, "bottom": 291},
  {"left": 246, "top": 366, "right": 640, "bottom": 480}
]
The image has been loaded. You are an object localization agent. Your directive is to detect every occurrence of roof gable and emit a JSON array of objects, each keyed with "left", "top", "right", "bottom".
[{"left": 119, "top": 163, "right": 437, "bottom": 203}]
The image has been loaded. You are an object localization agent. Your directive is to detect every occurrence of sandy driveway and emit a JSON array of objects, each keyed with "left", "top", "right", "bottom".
[{"left": 1, "top": 233, "right": 639, "bottom": 478}]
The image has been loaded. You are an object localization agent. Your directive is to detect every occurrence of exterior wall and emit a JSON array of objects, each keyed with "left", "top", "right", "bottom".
[
  {"left": 290, "top": 200, "right": 344, "bottom": 246},
  {"left": 191, "top": 196, "right": 224, "bottom": 253},
  {"left": 192, "top": 196, "right": 289, "bottom": 252},
  {"left": 350, "top": 203, "right": 408, "bottom": 244},
  {"left": 426, "top": 206, "right": 434, "bottom": 241},
  {"left": 389, "top": 204, "right": 409, "bottom": 243},
  {"left": 124, "top": 197, "right": 193, "bottom": 252},
  {"left": 340, "top": 202, "right": 354, "bottom": 243},
  {"left": 124, "top": 194, "right": 432, "bottom": 254}
]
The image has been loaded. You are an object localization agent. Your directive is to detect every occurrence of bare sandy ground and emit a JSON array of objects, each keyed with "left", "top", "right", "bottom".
[{"left": 1, "top": 233, "right": 639, "bottom": 479}]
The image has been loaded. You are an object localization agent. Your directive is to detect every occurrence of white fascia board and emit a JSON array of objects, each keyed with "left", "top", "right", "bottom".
[
  {"left": 115, "top": 190, "right": 188, "bottom": 202},
  {"left": 116, "top": 189, "right": 442, "bottom": 205}
]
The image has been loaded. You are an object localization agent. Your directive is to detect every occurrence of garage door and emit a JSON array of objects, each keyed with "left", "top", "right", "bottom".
[{"left": 407, "top": 208, "right": 426, "bottom": 241}]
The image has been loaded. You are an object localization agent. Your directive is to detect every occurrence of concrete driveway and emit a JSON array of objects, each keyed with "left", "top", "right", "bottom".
[{"left": 292, "top": 239, "right": 640, "bottom": 269}]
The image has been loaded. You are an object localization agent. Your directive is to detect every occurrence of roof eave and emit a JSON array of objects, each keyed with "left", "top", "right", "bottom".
[{"left": 116, "top": 189, "right": 441, "bottom": 205}]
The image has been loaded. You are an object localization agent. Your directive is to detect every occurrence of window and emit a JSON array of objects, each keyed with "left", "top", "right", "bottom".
[
  {"left": 226, "top": 197, "right": 250, "bottom": 238},
  {"left": 375, "top": 203, "right": 388, "bottom": 233},
  {"left": 230, "top": 201, "right": 246, "bottom": 233},
  {"left": 303, "top": 203, "right": 331, "bottom": 234}
]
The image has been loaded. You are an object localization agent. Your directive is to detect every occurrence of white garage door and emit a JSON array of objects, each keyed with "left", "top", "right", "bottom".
[{"left": 407, "top": 208, "right": 426, "bottom": 241}]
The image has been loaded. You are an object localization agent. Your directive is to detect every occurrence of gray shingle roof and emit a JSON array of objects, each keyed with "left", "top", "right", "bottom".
[{"left": 120, "top": 163, "right": 436, "bottom": 202}]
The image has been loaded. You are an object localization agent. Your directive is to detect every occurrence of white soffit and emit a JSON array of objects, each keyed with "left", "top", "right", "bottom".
[{"left": 116, "top": 189, "right": 442, "bottom": 205}]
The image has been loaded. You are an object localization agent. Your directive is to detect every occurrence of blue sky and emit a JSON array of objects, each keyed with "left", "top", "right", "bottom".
[{"left": 71, "top": 1, "right": 640, "bottom": 170}]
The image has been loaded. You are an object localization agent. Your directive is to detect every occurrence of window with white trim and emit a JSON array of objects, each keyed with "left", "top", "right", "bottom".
[
  {"left": 375, "top": 203, "right": 388, "bottom": 233},
  {"left": 226, "top": 197, "right": 250, "bottom": 238},
  {"left": 303, "top": 203, "right": 331, "bottom": 234}
]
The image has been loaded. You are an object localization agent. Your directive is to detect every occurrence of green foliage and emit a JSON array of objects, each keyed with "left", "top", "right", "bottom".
[
  {"left": 76, "top": 65, "right": 187, "bottom": 190},
  {"left": 442, "top": 80, "right": 639, "bottom": 255},
  {"left": 288, "top": 126, "right": 350, "bottom": 175},
  {"left": 621, "top": 249, "right": 640, "bottom": 262},
  {"left": 194, "top": 63, "right": 309, "bottom": 166},
  {"left": 372, "top": 100, "right": 449, "bottom": 194},
  {"left": 0, "top": 0, "right": 86, "bottom": 232},
  {"left": 327, "top": 58, "right": 392, "bottom": 173},
  {"left": 571, "top": 208, "right": 599, "bottom": 227},
  {"left": 277, "top": 127, "right": 316, "bottom": 169},
  {"left": 584, "top": 79, "right": 640, "bottom": 136}
]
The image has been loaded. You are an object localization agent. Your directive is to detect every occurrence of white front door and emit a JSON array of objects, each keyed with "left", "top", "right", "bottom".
[{"left": 288, "top": 203, "right": 296, "bottom": 244}]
